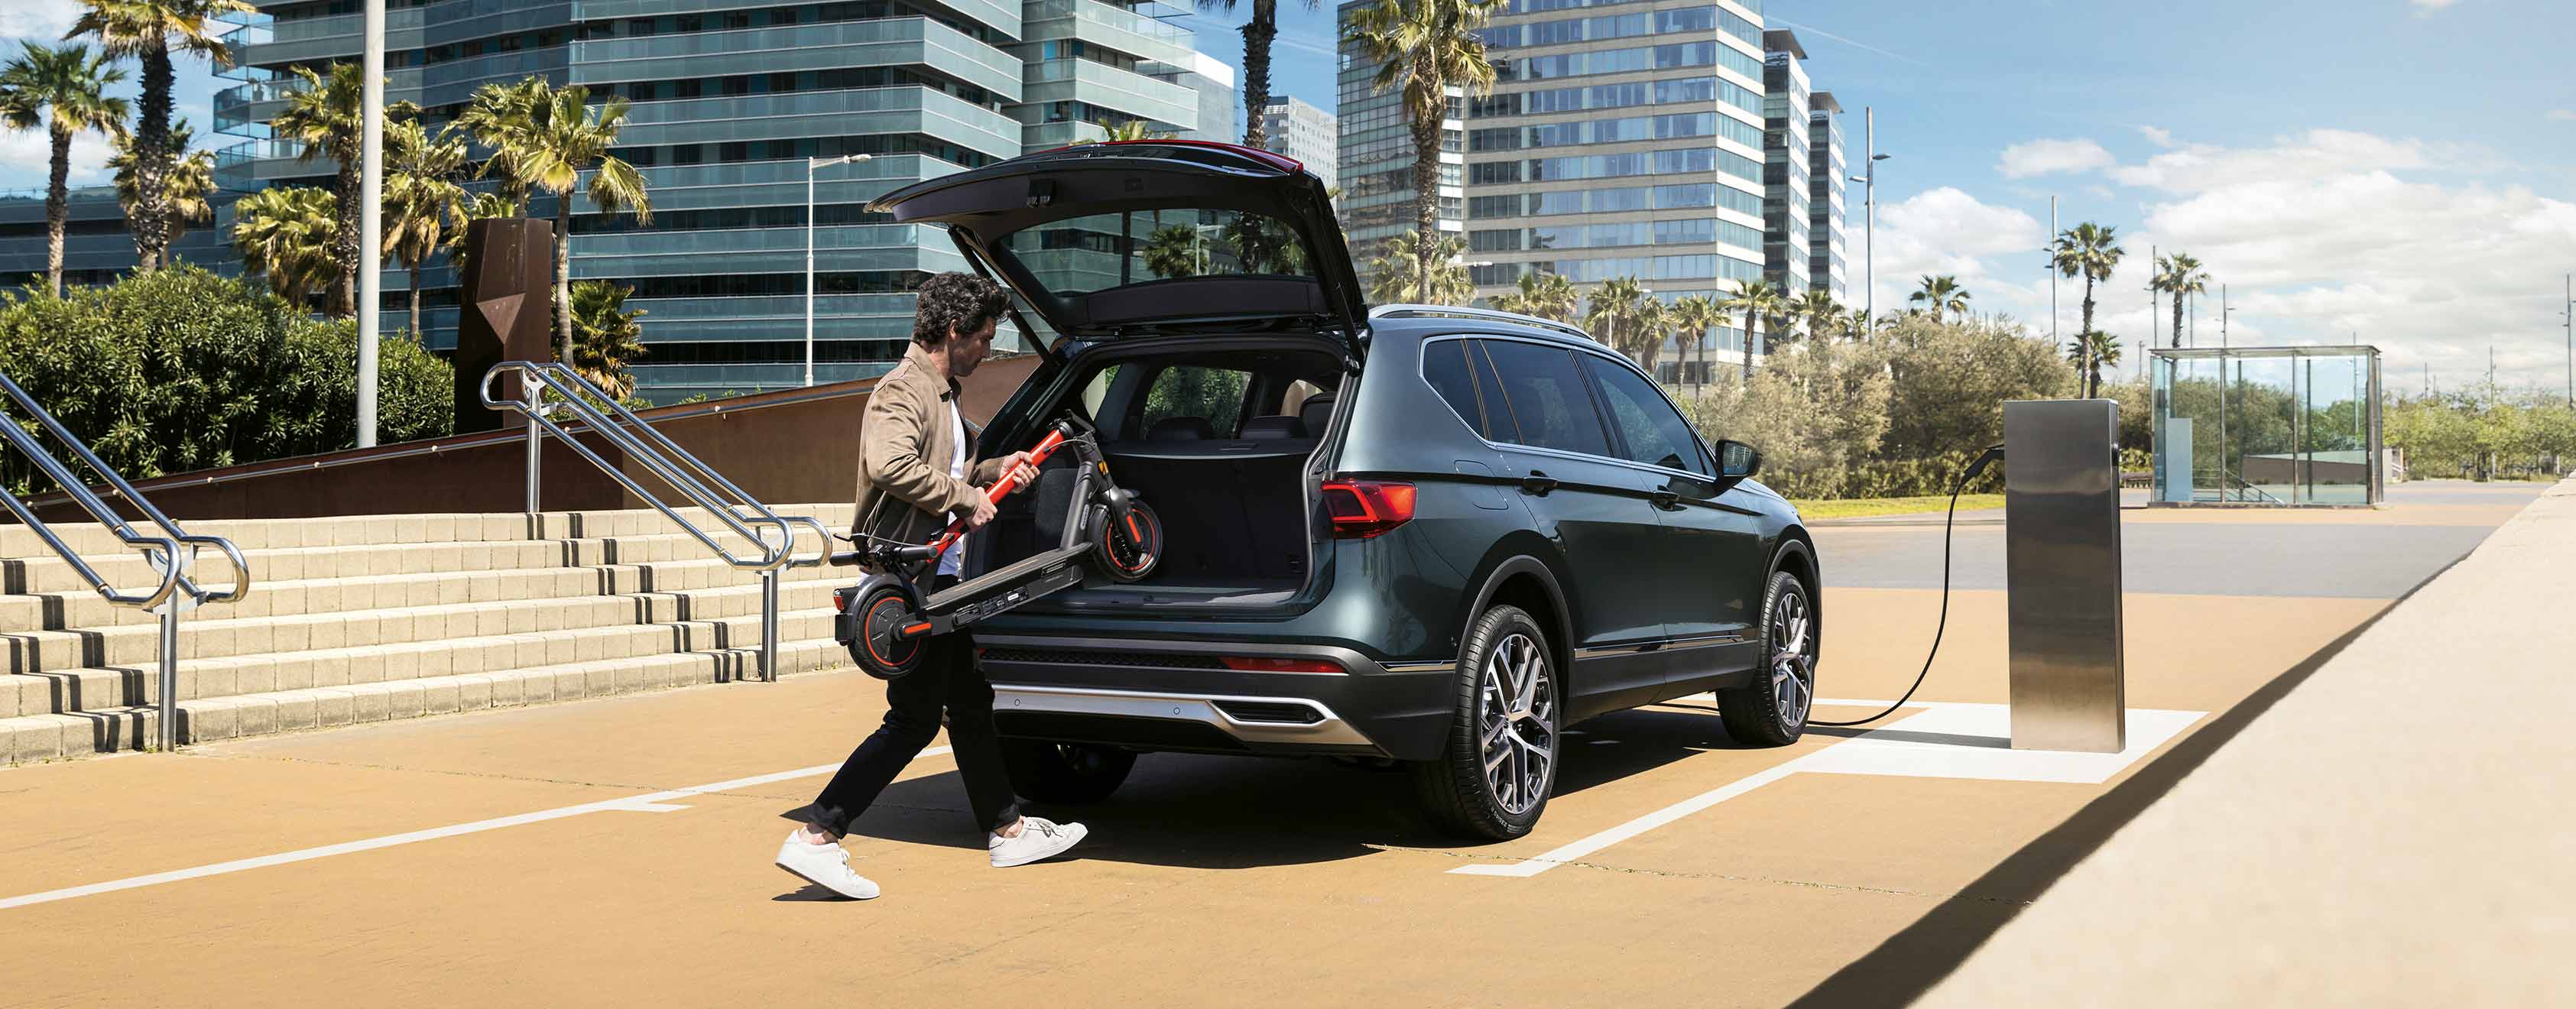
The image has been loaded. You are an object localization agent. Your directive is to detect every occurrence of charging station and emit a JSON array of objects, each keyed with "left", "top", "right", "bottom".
[{"left": 2003, "top": 399, "right": 2127, "bottom": 753}]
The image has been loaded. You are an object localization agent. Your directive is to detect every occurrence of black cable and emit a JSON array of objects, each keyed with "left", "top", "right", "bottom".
[{"left": 1810, "top": 444, "right": 2003, "bottom": 728}]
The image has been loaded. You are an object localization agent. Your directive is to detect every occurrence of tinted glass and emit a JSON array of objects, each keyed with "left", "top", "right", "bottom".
[
  {"left": 1479, "top": 340, "right": 1611, "bottom": 457},
  {"left": 1421, "top": 339, "right": 1488, "bottom": 436},
  {"left": 994, "top": 209, "right": 1316, "bottom": 300},
  {"left": 1584, "top": 355, "right": 1707, "bottom": 474},
  {"left": 1140, "top": 365, "right": 1251, "bottom": 438}
]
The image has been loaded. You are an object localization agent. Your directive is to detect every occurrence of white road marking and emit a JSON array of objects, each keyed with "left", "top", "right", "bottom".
[
  {"left": 0, "top": 748, "right": 952, "bottom": 912},
  {"left": 1450, "top": 701, "right": 2204, "bottom": 878}
]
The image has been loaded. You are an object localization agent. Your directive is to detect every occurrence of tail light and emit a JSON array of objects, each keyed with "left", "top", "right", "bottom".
[
  {"left": 1320, "top": 480, "right": 1416, "bottom": 539},
  {"left": 1221, "top": 656, "right": 1345, "bottom": 674}
]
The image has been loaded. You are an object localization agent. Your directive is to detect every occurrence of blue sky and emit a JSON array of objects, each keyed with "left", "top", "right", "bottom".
[{"left": 2, "top": 0, "right": 2570, "bottom": 390}]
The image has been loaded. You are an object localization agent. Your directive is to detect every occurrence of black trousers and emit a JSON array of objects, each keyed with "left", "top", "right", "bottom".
[{"left": 808, "top": 576, "right": 1023, "bottom": 837}]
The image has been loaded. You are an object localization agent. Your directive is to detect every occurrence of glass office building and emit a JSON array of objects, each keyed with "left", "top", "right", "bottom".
[
  {"left": 1260, "top": 96, "right": 1338, "bottom": 193},
  {"left": 147, "top": 0, "right": 1210, "bottom": 402},
  {"left": 1335, "top": 0, "right": 1465, "bottom": 294},
  {"left": 2149, "top": 346, "right": 2385, "bottom": 507},
  {"left": 1805, "top": 89, "right": 1848, "bottom": 301},
  {"left": 1758, "top": 28, "right": 1809, "bottom": 298}
]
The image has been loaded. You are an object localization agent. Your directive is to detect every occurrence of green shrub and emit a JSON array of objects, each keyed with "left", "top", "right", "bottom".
[{"left": 0, "top": 266, "right": 453, "bottom": 494}]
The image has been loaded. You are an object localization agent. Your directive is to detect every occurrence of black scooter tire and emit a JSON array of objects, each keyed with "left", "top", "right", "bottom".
[
  {"left": 1095, "top": 499, "right": 1163, "bottom": 584},
  {"left": 850, "top": 584, "right": 929, "bottom": 680}
]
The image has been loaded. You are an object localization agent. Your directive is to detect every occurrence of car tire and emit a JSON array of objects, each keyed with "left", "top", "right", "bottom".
[
  {"left": 999, "top": 738, "right": 1137, "bottom": 803},
  {"left": 1411, "top": 605, "right": 1561, "bottom": 840},
  {"left": 1718, "top": 569, "right": 1817, "bottom": 747}
]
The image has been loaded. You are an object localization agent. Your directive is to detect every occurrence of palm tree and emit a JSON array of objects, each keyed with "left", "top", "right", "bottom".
[
  {"left": 1719, "top": 278, "right": 1790, "bottom": 381},
  {"left": 1793, "top": 287, "right": 1844, "bottom": 342},
  {"left": 2068, "top": 330, "right": 2121, "bottom": 398},
  {"left": 0, "top": 42, "right": 127, "bottom": 297},
  {"left": 1142, "top": 222, "right": 1203, "bottom": 279},
  {"left": 1629, "top": 296, "right": 1672, "bottom": 375},
  {"left": 382, "top": 118, "right": 469, "bottom": 341},
  {"left": 2152, "top": 251, "right": 2209, "bottom": 349},
  {"left": 1491, "top": 270, "right": 1579, "bottom": 324},
  {"left": 109, "top": 117, "right": 213, "bottom": 255},
  {"left": 453, "top": 78, "right": 546, "bottom": 213},
  {"left": 1099, "top": 118, "right": 1169, "bottom": 142},
  {"left": 1196, "top": 0, "right": 1321, "bottom": 148},
  {"left": 504, "top": 80, "right": 652, "bottom": 365},
  {"left": 231, "top": 184, "right": 338, "bottom": 305},
  {"left": 67, "top": 0, "right": 252, "bottom": 271},
  {"left": 1906, "top": 274, "right": 1970, "bottom": 323},
  {"left": 2051, "top": 222, "right": 2125, "bottom": 397},
  {"left": 273, "top": 61, "right": 421, "bottom": 316},
  {"left": 1344, "top": 0, "right": 1503, "bottom": 290},
  {"left": 1364, "top": 229, "right": 1471, "bottom": 305},
  {"left": 1583, "top": 277, "right": 1649, "bottom": 362},
  {"left": 569, "top": 280, "right": 649, "bottom": 398},
  {"left": 1670, "top": 294, "right": 1726, "bottom": 390}
]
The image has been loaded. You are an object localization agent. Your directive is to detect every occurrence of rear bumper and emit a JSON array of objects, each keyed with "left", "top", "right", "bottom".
[{"left": 974, "top": 634, "right": 1456, "bottom": 761}]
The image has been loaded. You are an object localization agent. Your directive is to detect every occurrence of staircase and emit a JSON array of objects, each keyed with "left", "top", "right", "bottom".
[{"left": 0, "top": 504, "right": 856, "bottom": 764}]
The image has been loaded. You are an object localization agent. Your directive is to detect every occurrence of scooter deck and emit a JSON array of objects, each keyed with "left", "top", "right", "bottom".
[{"left": 922, "top": 541, "right": 1093, "bottom": 616}]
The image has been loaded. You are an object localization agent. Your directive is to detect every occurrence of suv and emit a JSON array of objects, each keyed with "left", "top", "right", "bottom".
[{"left": 870, "top": 141, "right": 1820, "bottom": 839}]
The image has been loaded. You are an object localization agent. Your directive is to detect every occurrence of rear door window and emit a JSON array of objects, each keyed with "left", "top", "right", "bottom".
[
  {"left": 1139, "top": 365, "right": 1252, "bottom": 438},
  {"left": 1420, "top": 339, "right": 1492, "bottom": 437},
  {"left": 1582, "top": 354, "right": 1709, "bottom": 475},
  {"left": 1478, "top": 339, "right": 1613, "bottom": 457}
]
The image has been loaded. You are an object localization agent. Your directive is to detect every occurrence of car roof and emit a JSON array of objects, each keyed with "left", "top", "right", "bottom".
[{"left": 1366, "top": 304, "right": 1600, "bottom": 349}]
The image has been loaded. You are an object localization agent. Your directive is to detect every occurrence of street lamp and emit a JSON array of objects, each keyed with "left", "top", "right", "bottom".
[
  {"left": 806, "top": 153, "right": 873, "bottom": 388},
  {"left": 1846, "top": 109, "right": 1889, "bottom": 329}
]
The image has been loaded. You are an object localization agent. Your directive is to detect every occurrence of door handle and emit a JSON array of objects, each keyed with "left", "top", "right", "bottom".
[
  {"left": 1650, "top": 491, "right": 1684, "bottom": 511},
  {"left": 1518, "top": 471, "right": 1558, "bottom": 496}
]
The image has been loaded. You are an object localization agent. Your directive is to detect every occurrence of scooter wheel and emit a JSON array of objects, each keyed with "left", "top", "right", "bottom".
[
  {"left": 1095, "top": 499, "right": 1162, "bottom": 584},
  {"left": 851, "top": 584, "right": 929, "bottom": 680}
]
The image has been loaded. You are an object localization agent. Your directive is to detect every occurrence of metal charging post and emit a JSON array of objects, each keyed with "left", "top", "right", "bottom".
[{"left": 2003, "top": 398, "right": 2127, "bottom": 752}]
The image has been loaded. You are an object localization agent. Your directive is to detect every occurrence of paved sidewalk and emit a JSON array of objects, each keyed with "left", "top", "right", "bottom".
[{"left": 1900, "top": 476, "right": 2576, "bottom": 1005}]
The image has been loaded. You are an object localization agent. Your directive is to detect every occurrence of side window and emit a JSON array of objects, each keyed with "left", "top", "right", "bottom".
[
  {"left": 1583, "top": 355, "right": 1708, "bottom": 475},
  {"left": 1479, "top": 339, "right": 1613, "bottom": 457},
  {"left": 1139, "top": 365, "right": 1251, "bottom": 437},
  {"left": 1420, "top": 339, "right": 1489, "bottom": 436}
]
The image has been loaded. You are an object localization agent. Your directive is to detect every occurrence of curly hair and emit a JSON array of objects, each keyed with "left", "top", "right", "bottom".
[{"left": 911, "top": 272, "right": 1010, "bottom": 346}]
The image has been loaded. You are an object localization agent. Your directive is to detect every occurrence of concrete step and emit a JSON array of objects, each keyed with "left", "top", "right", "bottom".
[
  {"left": 0, "top": 603, "right": 844, "bottom": 718},
  {"left": 0, "top": 638, "right": 851, "bottom": 764},
  {"left": 0, "top": 504, "right": 854, "bottom": 562},
  {"left": 0, "top": 576, "right": 843, "bottom": 677},
  {"left": 0, "top": 550, "right": 845, "bottom": 632}
]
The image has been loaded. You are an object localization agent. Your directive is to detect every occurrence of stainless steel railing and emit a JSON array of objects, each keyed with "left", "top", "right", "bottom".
[
  {"left": 479, "top": 362, "right": 829, "bottom": 681},
  {"left": 0, "top": 371, "right": 251, "bottom": 751}
]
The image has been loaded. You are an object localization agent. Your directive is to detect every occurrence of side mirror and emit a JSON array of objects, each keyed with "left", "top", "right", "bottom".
[{"left": 1715, "top": 440, "right": 1762, "bottom": 479}]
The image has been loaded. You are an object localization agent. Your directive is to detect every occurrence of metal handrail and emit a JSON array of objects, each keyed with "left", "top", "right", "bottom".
[
  {"left": 480, "top": 362, "right": 828, "bottom": 680},
  {"left": 0, "top": 370, "right": 252, "bottom": 752}
]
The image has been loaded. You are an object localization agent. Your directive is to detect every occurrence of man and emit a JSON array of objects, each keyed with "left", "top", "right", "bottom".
[{"left": 775, "top": 273, "right": 1087, "bottom": 900}]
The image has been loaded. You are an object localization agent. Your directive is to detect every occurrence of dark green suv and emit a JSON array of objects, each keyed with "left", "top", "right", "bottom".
[{"left": 871, "top": 141, "right": 1821, "bottom": 839}]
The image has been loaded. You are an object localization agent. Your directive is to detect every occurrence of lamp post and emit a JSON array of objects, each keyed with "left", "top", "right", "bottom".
[
  {"left": 1845, "top": 108, "right": 1890, "bottom": 328},
  {"left": 356, "top": 0, "right": 384, "bottom": 446},
  {"left": 805, "top": 153, "right": 873, "bottom": 388},
  {"left": 2221, "top": 283, "right": 2233, "bottom": 349}
]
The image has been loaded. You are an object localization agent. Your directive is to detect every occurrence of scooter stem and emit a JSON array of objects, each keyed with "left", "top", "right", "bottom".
[{"left": 920, "top": 425, "right": 1071, "bottom": 560}]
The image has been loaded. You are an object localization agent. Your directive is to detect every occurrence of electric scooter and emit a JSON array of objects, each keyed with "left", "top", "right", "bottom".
[{"left": 830, "top": 417, "right": 1162, "bottom": 679}]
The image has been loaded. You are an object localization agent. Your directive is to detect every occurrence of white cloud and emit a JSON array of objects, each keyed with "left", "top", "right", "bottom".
[
  {"left": 2136, "top": 125, "right": 2176, "bottom": 148},
  {"left": 0, "top": 129, "right": 114, "bottom": 186},
  {"left": 0, "top": 0, "right": 76, "bottom": 41},
  {"left": 1997, "top": 138, "right": 2116, "bottom": 180},
  {"left": 1868, "top": 128, "right": 2576, "bottom": 390},
  {"left": 2409, "top": 0, "right": 2462, "bottom": 11},
  {"left": 2548, "top": 109, "right": 2576, "bottom": 122}
]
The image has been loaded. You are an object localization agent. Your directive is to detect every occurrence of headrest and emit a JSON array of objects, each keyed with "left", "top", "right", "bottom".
[
  {"left": 1237, "top": 415, "right": 1306, "bottom": 440},
  {"left": 1297, "top": 391, "right": 1337, "bottom": 436},
  {"left": 1147, "top": 416, "right": 1213, "bottom": 441}
]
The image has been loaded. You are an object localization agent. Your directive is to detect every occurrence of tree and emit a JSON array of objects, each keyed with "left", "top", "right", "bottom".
[
  {"left": 1142, "top": 222, "right": 1204, "bottom": 280},
  {"left": 1630, "top": 295, "right": 1672, "bottom": 375},
  {"left": 1583, "top": 276, "right": 1649, "bottom": 362},
  {"left": 1196, "top": 0, "right": 1320, "bottom": 148},
  {"left": 2152, "top": 251, "right": 2208, "bottom": 349},
  {"left": 507, "top": 81, "right": 651, "bottom": 365},
  {"left": 1491, "top": 270, "right": 1578, "bottom": 324},
  {"left": 0, "top": 42, "right": 126, "bottom": 297},
  {"left": 66, "top": 0, "right": 251, "bottom": 272},
  {"left": 1344, "top": 0, "right": 1502, "bottom": 290},
  {"left": 1793, "top": 287, "right": 1844, "bottom": 342},
  {"left": 2066, "top": 330, "right": 2121, "bottom": 399},
  {"left": 109, "top": 117, "right": 212, "bottom": 255},
  {"left": 1720, "top": 277, "right": 1790, "bottom": 382},
  {"left": 1907, "top": 274, "right": 1970, "bottom": 323},
  {"left": 230, "top": 185, "right": 337, "bottom": 305},
  {"left": 2051, "top": 222, "right": 2123, "bottom": 399},
  {"left": 453, "top": 78, "right": 546, "bottom": 213},
  {"left": 1099, "top": 118, "right": 1169, "bottom": 142},
  {"left": 1363, "top": 229, "right": 1471, "bottom": 305},
  {"left": 1877, "top": 313, "right": 2078, "bottom": 460},
  {"left": 1670, "top": 294, "right": 1727, "bottom": 390},
  {"left": 568, "top": 280, "right": 648, "bottom": 398},
  {"left": 382, "top": 118, "right": 469, "bottom": 341},
  {"left": 272, "top": 61, "right": 421, "bottom": 316}
]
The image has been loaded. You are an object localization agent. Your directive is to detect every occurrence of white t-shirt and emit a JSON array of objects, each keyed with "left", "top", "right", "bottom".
[{"left": 938, "top": 398, "right": 967, "bottom": 576}]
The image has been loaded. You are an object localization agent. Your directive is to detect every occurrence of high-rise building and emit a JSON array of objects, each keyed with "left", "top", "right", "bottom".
[
  {"left": 24, "top": 1, "right": 1212, "bottom": 402},
  {"left": 1457, "top": 0, "right": 1770, "bottom": 379},
  {"left": 1335, "top": 0, "right": 1465, "bottom": 294},
  {"left": 1170, "top": 50, "right": 1239, "bottom": 144},
  {"left": 1760, "top": 28, "right": 1812, "bottom": 300},
  {"left": 1806, "top": 91, "right": 1849, "bottom": 303},
  {"left": 1258, "top": 97, "right": 1337, "bottom": 193}
]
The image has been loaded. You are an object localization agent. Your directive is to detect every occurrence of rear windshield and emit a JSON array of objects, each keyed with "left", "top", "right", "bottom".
[{"left": 993, "top": 208, "right": 1318, "bottom": 300}]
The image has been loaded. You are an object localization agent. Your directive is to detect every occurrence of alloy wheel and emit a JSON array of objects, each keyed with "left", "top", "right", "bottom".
[
  {"left": 1479, "top": 631, "right": 1557, "bottom": 816},
  {"left": 1769, "top": 588, "right": 1815, "bottom": 730}
]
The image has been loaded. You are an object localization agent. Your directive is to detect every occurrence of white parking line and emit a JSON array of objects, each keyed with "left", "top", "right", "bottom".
[
  {"left": 0, "top": 748, "right": 950, "bottom": 912},
  {"left": 1451, "top": 701, "right": 2204, "bottom": 878}
]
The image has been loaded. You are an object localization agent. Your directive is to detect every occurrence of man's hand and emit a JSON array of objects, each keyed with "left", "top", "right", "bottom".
[
  {"left": 996, "top": 449, "right": 1036, "bottom": 476},
  {"left": 966, "top": 487, "right": 999, "bottom": 529}
]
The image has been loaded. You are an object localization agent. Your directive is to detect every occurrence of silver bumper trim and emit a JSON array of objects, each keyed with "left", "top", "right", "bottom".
[{"left": 991, "top": 684, "right": 1378, "bottom": 749}]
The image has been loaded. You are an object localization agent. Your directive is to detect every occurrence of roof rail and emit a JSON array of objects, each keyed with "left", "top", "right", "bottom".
[{"left": 1369, "top": 303, "right": 1593, "bottom": 342}]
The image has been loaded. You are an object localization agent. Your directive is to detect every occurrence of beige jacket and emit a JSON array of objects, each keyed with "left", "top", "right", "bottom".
[{"left": 852, "top": 341, "right": 1009, "bottom": 546}]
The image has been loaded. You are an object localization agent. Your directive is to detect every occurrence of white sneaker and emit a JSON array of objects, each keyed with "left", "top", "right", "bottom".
[
  {"left": 775, "top": 829, "right": 881, "bottom": 900},
  {"left": 988, "top": 816, "right": 1088, "bottom": 868}
]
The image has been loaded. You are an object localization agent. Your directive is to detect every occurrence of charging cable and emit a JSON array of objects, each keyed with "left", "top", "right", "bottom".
[{"left": 1809, "top": 443, "right": 2005, "bottom": 728}]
